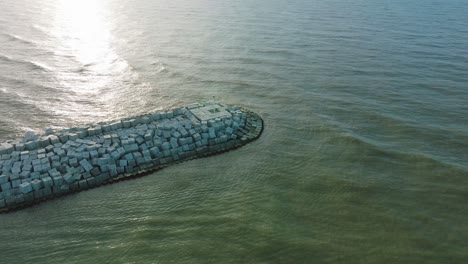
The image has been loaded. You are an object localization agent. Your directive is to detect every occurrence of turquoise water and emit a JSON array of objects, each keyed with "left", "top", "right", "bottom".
[{"left": 1, "top": 0, "right": 467, "bottom": 263}]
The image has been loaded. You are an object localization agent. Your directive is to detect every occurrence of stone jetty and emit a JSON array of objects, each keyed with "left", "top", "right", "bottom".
[{"left": 0, "top": 103, "right": 263, "bottom": 212}]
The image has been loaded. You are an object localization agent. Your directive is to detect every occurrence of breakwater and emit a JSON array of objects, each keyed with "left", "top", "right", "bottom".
[{"left": 0, "top": 103, "right": 263, "bottom": 212}]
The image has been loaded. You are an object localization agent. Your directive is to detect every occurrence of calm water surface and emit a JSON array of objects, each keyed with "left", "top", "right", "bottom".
[{"left": 0, "top": 0, "right": 467, "bottom": 263}]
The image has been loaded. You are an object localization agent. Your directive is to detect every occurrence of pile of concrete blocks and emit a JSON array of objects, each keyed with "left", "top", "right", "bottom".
[{"left": 0, "top": 103, "right": 260, "bottom": 211}]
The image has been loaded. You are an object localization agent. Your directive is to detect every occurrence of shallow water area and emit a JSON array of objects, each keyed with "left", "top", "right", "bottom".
[{"left": 1, "top": 0, "right": 468, "bottom": 263}]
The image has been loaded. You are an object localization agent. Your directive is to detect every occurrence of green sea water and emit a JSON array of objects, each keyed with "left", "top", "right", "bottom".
[{"left": 0, "top": 0, "right": 467, "bottom": 263}]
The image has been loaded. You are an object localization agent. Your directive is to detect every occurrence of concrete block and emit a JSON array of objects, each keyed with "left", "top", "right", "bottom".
[
  {"left": 90, "top": 167, "right": 101, "bottom": 177},
  {"left": 0, "top": 175, "right": 8, "bottom": 184},
  {"left": 142, "top": 150, "right": 151, "bottom": 158},
  {"left": 30, "top": 172, "right": 40, "bottom": 179},
  {"left": 98, "top": 148, "right": 106, "bottom": 156},
  {"left": 154, "top": 130, "right": 162, "bottom": 137},
  {"left": 12, "top": 179, "right": 21, "bottom": 188},
  {"left": 14, "top": 143, "right": 25, "bottom": 151},
  {"left": 100, "top": 164, "right": 108, "bottom": 172},
  {"left": 25, "top": 141, "right": 38, "bottom": 150},
  {"left": 79, "top": 179, "right": 89, "bottom": 189},
  {"left": 124, "top": 144, "right": 139, "bottom": 153},
  {"left": 110, "top": 122, "right": 122, "bottom": 130},
  {"left": 79, "top": 159, "right": 93, "bottom": 172},
  {"left": 56, "top": 149, "right": 66, "bottom": 158},
  {"left": 182, "top": 144, "right": 190, "bottom": 152},
  {"left": 73, "top": 174, "right": 82, "bottom": 181},
  {"left": 49, "top": 135, "right": 60, "bottom": 144},
  {"left": 52, "top": 176, "right": 63, "bottom": 186},
  {"left": 19, "top": 170, "right": 31, "bottom": 179},
  {"left": 162, "top": 150, "right": 171, "bottom": 157},
  {"left": 135, "top": 137, "right": 145, "bottom": 145},
  {"left": 144, "top": 133, "right": 153, "bottom": 141},
  {"left": 149, "top": 147, "right": 160, "bottom": 157},
  {"left": 0, "top": 143, "right": 14, "bottom": 155},
  {"left": 42, "top": 186, "right": 52, "bottom": 196},
  {"left": 170, "top": 138, "right": 179, "bottom": 149},
  {"left": 48, "top": 168, "right": 61, "bottom": 178},
  {"left": 123, "top": 153, "right": 133, "bottom": 161},
  {"left": 69, "top": 182, "right": 78, "bottom": 191},
  {"left": 110, "top": 151, "right": 121, "bottom": 160},
  {"left": 161, "top": 142, "right": 171, "bottom": 151},
  {"left": 145, "top": 141, "right": 154, "bottom": 149},
  {"left": 96, "top": 158, "right": 109, "bottom": 166},
  {"left": 178, "top": 137, "right": 187, "bottom": 146},
  {"left": 124, "top": 166, "right": 133, "bottom": 173},
  {"left": 60, "top": 157, "right": 69, "bottom": 164},
  {"left": 102, "top": 125, "right": 112, "bottom": 133},
  {"left": 162, "top": 131, "right": 171, "bottom": 139},
  {"left": 119, "top": 160, "right": 128, "bottom": 167},
  {"left": 33, "top": 189, "right": 44, "bottom": 199},
  {"left": 31, "top": 179, "right": 43, "bottom": 190},
  {"left": 81, "top": 152, "right": 90, "bottom": 160},
  {"left": 133, "top": 152, "right": 142, "bottom": 159},
  {"left": 90, "top": 150, "right": 99, "bottom": 158},
  {"left": 138, "top": 143, "right": 147, "bottom": 151},
  {"left": 1, "top": 182, "right": 11, "bottom": 191},
  {"left": 179, "top": 128, "right": 189, "bottom": 137},
  {"left": 208, "top": 127, "right": 216, "bottom": 139},
  {"left": 63, "top": 174, "right": 75, "bottom": 184},
  {"left": 60, "top": 185, "right": 70, "bottom": 192},
  {"left": 77, "top": 130, "right": 88, "bottom": 138},
  {"left": 122, "top": 120, "right": 131, "bottom": 128},
  {"left": 130, "top": 118, "right": 140, "bottom": 126},
  {"left": 20, "top": 178, "right": 32, "bottom": 184},
  {"left": 108, "top": 165, "right": 117, "bottom": 177},
  {"left": 151, "top": 113, "right": 161, "bottom": 121},
  {"left": 208, "top": 139, "right": 216, "bottom": 146},
  {"left": 172, "top": 131, "right": 182, "bottom": 138},
  {"left": 15, "top": 194, "right": 25, "bottom": 204},
  {"left": 68, "top": 158, "right": 78, "bottom": 167},
  {"left": 58, "top": 135, "right": 69, "bottom": 143},
  {"left": 136, "top": 157, "right": 146, "bottom": 166},
  {"left": 11, "top": 166, "right": 21, "bottom": 175},
  {"left": 19, "top": 182, "right": 33, "bottom": 194}
]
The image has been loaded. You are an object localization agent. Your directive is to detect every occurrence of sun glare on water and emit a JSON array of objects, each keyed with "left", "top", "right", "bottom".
[
  {"left": 54, "top": 0, "right": 113, "bottom": 68},
  {"left": 50, "top": 0, "right": 135, "bottom": 119}
]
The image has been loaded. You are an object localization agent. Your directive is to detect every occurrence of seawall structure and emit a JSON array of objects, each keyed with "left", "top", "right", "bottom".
[{"left": 0, "top": 102, "right": 263, "bottom": 212}]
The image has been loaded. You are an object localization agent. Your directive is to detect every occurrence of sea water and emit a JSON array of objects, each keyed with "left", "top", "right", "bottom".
[{"left": 0, "top": 0, "right": 467, "bottom": 263}]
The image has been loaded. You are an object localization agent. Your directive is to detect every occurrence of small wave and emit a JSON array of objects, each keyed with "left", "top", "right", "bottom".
[
  {"left": 0, "top": 53, "right": 54, "bottom": 72},
  {"left": 83, "top": 62, "right": 96, "bottom": 67},
  {"left": 0, "top": 75, "right": 56, "bottom": 93},
  {"left": 74, "top": 67, "right": 87, "bottom": 73},
  {"left": 326, "top": 131, "right": 467, "bottom": 173},
  {"left": 150, "top": 60, "right": 167, "bottom": 73},
  {"left": 4, "top": 33, "right": 38, "bottom": 46},
  {"left": 0, "top": 53, "right": 14, "bottom": 62},
  {"left": 29, "top": 60, "right": 54, "bottom": 71}
]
